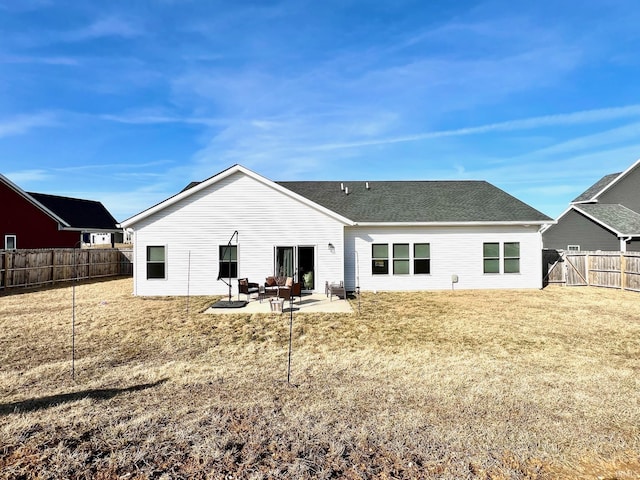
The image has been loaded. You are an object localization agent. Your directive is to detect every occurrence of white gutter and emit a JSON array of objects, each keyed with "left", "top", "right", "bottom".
[{"left": 353, "top": 220, "right": 553, "bottom": 227}]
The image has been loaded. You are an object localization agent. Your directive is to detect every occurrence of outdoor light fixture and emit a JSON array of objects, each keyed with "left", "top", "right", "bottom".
[{"left": 328, "top": 242, "right": 334, "bottom": 250}]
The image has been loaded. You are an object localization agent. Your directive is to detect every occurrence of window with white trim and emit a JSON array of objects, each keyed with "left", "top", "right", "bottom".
[
  {"left": 483, "top": 242, "right": 520, "bottom": 274},
  {"left": 5, "top": 235, "right": 16, "bottom": 250},
  {"left": 503, "top": 242, "right": 520, "bottom": 274},
  {"left": 146, "top": 246, "right": 166, "bottom": 279},
  {"left": 483, "top": 243, "right": 500, "bottom": 273},
  {"left": 372, "top": 244, "right": 389, "bottom": 275},
  {"left": 414, "top": 243, "right": 430, "bottom": 274},
  {"left": 219, "top": 245, "right": 238, "bottom": 278},
  {"left": 393, "top": 243, "right": 410, "bottom": 274}
]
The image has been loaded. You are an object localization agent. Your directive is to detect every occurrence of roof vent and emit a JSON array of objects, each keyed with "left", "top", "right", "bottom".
[
  {"left": 365, "top": 182, "right": 370, "bottom": 190},
  {"left": 340, "top": 182, "right": 344, "bottom": 191},
  {"left": 345, "top": 186, "right": 349, "bottom": 195}
]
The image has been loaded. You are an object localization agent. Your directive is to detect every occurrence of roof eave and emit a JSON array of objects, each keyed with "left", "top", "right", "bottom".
[
  {"left": 60, "top": 226, "right": 122, "bottom": 233},
  {"left": 353, "top": 220, "right": 553, "bottom": 227},
  {"left": 120, "top": 164, "right": 355, "bottom": 228},
  {"left": 572, "top": 206, "right": 625, "bottom": 237},
  {"left": 588, "top": 158, "right": 640, "bottom": 201},
  {"left": 0, "top": 173, "right": 71, "bottom": 227}
]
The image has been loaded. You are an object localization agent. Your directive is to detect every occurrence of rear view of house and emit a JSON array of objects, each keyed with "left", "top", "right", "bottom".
[
  {"left": 121, "top": 165, "right": 552, "bottom": 297},
  {"left": 0, "top": 174, "right": 121, "bottom": 249},
  {"left": 542, "top": 159, "right": 640, "bottom": 252}
]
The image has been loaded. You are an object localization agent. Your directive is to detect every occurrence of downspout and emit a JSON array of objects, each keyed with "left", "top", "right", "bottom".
[{"left": 620, "top": 236, "right": 632, "bottom": 252}]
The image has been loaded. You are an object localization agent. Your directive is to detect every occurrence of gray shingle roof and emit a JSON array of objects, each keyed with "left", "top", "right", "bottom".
[
  {"left": 572, "top": 172, "right": 621, "bottom": 203},
  {"left": 574, "top": 204, "right": 640, "bottom": 235},
  {"left": 277, "top": 180, "right": 552, "bottom": 223}
]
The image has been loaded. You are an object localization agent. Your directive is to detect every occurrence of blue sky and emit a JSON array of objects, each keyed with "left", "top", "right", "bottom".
[{"left": 2, "top": 0, "right": 640, "bottom": 222}]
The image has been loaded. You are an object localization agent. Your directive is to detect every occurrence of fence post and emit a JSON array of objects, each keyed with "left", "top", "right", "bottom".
[
  {"left": 585, "top": 252, "right": 590, "bottom": 286},
  {"left": 621, "top": 253, "right": 626, "bottom": 291},
  {"left": 51, "top": 249, "right": 55, "bottom": 286}
]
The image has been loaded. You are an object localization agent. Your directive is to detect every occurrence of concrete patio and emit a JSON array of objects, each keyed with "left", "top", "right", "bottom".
[{"left": 205, "top": 292, "right": 353, "bottom": 314}]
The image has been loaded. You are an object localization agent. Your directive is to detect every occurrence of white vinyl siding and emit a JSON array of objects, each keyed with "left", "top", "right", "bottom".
[
  {"left": 345, "top": 225, "right": 543, "bottom": 291},
  {"left": 131, "top": 172, "right": 346, "bottom": 296}
]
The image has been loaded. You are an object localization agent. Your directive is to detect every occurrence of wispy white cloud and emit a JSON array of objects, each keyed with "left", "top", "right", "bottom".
[
  {"left": 306, "top": 104, "right": 640, "bottom": 151},
  {"left": 53, "top": 160, "right": 175, "bottom": 173},
  {"left": 100, "top": 113, "right": 223, "bottom": 127},
  {"left": 0, "top": 112, "right": 58, "bottom": 138},
  {"left": 64, "top": 16, "right": 143, "bottom": 42},
  {"left": 521, "top": 122, "right": 640, "bottom": 158},
  {"left": 3, "top": 169, "right": 52, "bottom": 184},
  {"left": 0, "top": 54, "right": 79, "bottom": 65}
]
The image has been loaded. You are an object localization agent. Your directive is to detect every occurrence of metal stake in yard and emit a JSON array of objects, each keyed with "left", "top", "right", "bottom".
[
  {"left": 186, "top": 250, "right": 191, "bottom": 318},
  {"left": 287, "top": 300, "right": 293, "bottom": 384},
  {"left": 72, "top": 241, "right": 80, "bottom": 380}
]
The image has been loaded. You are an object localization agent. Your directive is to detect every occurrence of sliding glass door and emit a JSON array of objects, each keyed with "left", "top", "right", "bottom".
[
  {"left": 274, "top": 245, "right": 315, "bottom": 291},
  {"left": 298, "top": 246, "right": 315, "bottom": 290},
  {"left": 275, "top": 246, "right": 295, "bottom": 278}
]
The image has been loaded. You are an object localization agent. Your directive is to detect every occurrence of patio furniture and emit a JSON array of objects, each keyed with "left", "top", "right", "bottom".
[
  {"left": 278, "top": 280, "right": 301, "bottom": 305},
  {"left": 263, "top": 277, "right": 281, "bottom": 300},
  {"left": 325, "top": 280, "right": 346, "bottom": 301},
  {"left": 238, "top": 278, "right": 259, "bottom": 301},
  {"left": 270, "top": 297, "right": 285, "bottom": 313}
]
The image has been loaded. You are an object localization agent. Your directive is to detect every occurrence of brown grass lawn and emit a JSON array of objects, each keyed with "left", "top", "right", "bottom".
[{"left": 0, "top": 278, "right": 639, "bottom": 479}]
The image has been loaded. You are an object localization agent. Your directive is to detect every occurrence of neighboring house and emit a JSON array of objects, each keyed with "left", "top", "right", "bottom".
[
  {"left": 0, "top": 174, "right": 121, "bottom": 249},
  {"left": 542, "top": 159, "right": 640, "bottom": 252},
  {"left": 120, "top": 165, "right": 552, "bottom": 296}
]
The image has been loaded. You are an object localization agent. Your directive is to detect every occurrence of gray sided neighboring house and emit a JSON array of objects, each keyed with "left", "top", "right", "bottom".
[{"left": 542, "top": 159, "right": 640, "bottom": 252}]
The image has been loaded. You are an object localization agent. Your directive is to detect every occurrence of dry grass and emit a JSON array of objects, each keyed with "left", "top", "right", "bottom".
[{"left": 1, "top": 278, "right": 639, "bottom": 479}]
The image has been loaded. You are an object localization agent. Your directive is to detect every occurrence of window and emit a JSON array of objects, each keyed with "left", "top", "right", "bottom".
[
  {"left": 483, "top": 243, "right": 500, "bottom": 273},
  {"left": 568, "top": 245, "right": 580, "bottom": 251},
  {"left": 393, "top": 244, "right": 410, "bottom": 274},
  {"left": 503, "top": 242, "right": 520, "bottom": 274},
  {"left": 5, "top": 235, "right": 16, "bottom": 250},
  {"left": 146, "top": 246, "right": 166, "bottom": 279},
  {"left": 483, "top": 242, "right": 520, "bottom": 274},
  {"left": 414, "top": 243, "right": 430, "bottom": 274},
  {"left": 219, "top": 245, "right": 238, "bottom": 279},
  {"left": 372, "top": 244, "right": 388, "bottom": 274}
]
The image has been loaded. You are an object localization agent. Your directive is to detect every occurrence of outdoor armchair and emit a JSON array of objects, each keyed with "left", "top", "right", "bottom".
[{"left": 238, "top": 278, "right": 260, "bottom": 300}]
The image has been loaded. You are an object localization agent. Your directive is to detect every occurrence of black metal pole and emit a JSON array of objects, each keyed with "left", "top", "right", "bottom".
[
  {"left": 217, "top": 231, "right": 238, "bottom": 301},
  {"left": 287, "top": 302, "right": 293, "bottom": 383},
  {"left": 72, "top": 240, "right": 81, "bottom": 380}
]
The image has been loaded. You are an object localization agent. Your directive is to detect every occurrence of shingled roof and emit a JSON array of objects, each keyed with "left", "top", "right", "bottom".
[
  {"left": 28, "top": 192, "right": 119, "bottom": 231},
  {"left": 574, "top": 204, "right": 640, "bottom": 235},
  {"left": 572, "top": 172, "right": 621, "bottom": 203},
  {"left": 278, "top": 180, "right": 552, "bottom": 223}
]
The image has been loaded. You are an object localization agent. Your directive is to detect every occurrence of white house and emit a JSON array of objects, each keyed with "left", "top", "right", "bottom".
[{"left": 120, "top": 165, "right": 553, "bottom": 296}]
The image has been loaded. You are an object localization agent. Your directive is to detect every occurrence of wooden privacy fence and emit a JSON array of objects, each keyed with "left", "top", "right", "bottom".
[
  {"left": 543, "top": 250, "right": 640, "bottom": 292},
  {"left": 0, "top": 248, "right": 133, "bottom": 290}
]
